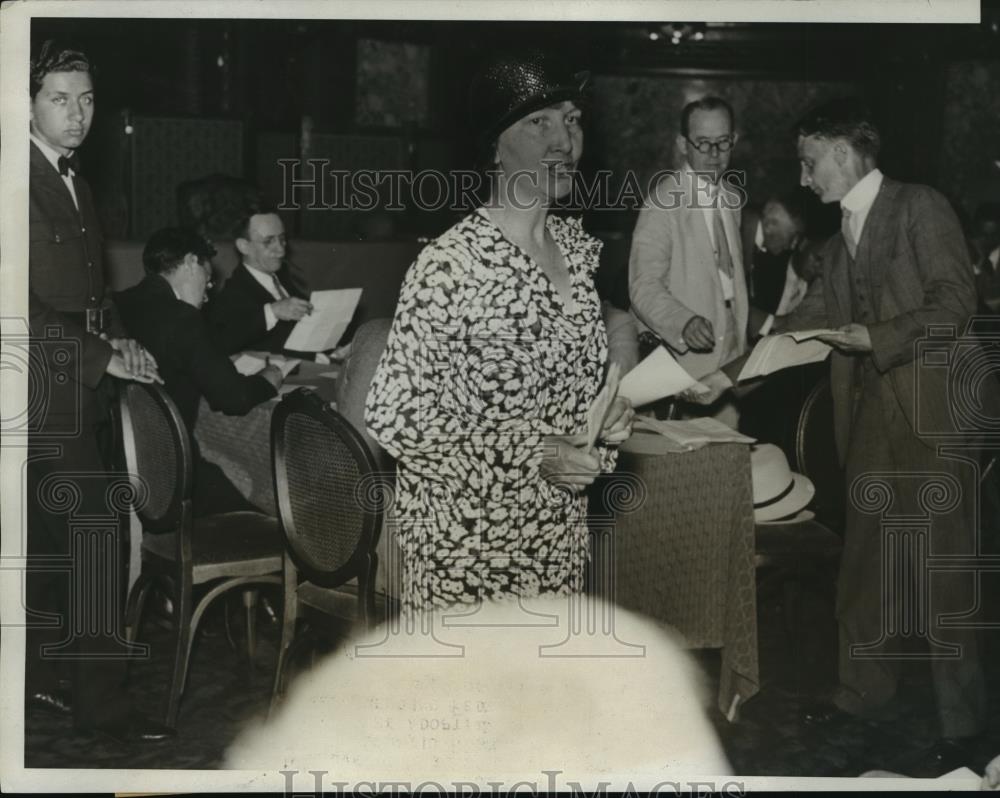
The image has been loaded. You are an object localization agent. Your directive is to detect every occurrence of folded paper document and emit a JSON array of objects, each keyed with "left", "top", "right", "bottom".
[
  {"left": 232, "top": 353, "right": 301, "bottom": 378},
  {"left": 737, "top": 330, "right": 834, "bottom": 382},
  {"left": 284, "top": 288, "right": 363, "bottom": 352},
  {"left": 618, "top": 346, "right": 707, "bottom": 408},
  {"left": 633, "top": 416, "right": 756, "bottom": 452}
]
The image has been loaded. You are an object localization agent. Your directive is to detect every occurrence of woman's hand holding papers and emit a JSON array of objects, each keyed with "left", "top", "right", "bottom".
[
  {"left": 540, "top": 434, "right": 601, "bottom": 494},
  {"left": 600, "top": 396, "right": 635, "bottom": 445}
]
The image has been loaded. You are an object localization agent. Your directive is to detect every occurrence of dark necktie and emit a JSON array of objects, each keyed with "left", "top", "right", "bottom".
[
  {"left": 57, "top": 153, "right": 80, "bottom": 177},
  {"left": 272, "top": 274, "right": 289, "bottom": 300}
]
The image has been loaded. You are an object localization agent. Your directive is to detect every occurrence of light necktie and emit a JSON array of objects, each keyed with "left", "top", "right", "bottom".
[
  {"left": 271, "top": 274, "right": 289, "bottom": 300},
  {"left": 713, "top": 208, "right": 734, "bottom": 278},
  {"left": 841, "top": 207, "right": 857, "bottom": 260}
]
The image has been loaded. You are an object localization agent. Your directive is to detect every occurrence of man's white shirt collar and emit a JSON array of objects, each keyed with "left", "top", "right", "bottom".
[
  {"left": 840, "top": 168, "right": 883, "bottom": 241},
  {"left": 31, "top": 133, "right": 80, "bottom": 210},
  {"left": 684, "top": 162, "right": 722, "bottom": 200}
]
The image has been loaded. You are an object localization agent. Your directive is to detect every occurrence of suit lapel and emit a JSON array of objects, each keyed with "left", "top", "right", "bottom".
[
  {"left": 823, "top": 239, "right": 852, "bottom": 326},
  {"left": 854, "top": 179, "right": 898, "bottom": 316},
  {"left": 30, "top": 142, "right": 79, "bottom": 217},
  {"left": 236, "top": 263, "right": 276, "bottom": 302}
]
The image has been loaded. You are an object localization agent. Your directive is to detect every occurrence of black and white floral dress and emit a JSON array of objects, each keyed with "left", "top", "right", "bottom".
[{"left": 366, "top": 208, "right": 616, "bottom": 612}]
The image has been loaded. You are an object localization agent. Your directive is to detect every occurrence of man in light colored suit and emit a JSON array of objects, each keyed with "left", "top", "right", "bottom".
[
  {"left": 629, "top": 96, "right": 749, "bottom": 384},
  {"left": 697, "top": 99, "right": 994, "bottom": 774}
]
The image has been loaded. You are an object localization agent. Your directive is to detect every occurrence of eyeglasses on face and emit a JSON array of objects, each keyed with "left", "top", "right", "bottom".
[{"left": 685, "top": 136, "right": 735, "bottom": 154}]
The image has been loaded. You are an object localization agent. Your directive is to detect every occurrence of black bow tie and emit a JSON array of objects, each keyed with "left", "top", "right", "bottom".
[{"left": 57, "top": 153, "right": 80, "bottom": 177}]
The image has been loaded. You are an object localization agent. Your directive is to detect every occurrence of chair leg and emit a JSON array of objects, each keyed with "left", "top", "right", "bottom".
[
  {"left": 164, "top": 576, "right": 193, "bottom": 729},
  {"left": 242, "top": 588, "right": 259, "bottom": 665},
  {"left": 125, "top": 573, "right": 153, "bottom": 643},
  {"left": 269, "top": 558, "right": 298, "bottom": 718}
]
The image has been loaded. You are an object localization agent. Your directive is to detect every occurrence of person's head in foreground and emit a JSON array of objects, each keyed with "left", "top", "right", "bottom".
[{"left": 225, "top": 595, "right": 731, "bottom": 787}]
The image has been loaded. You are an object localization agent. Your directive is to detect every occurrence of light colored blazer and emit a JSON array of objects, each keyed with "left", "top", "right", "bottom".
[{"left": 628, "top": 167, "right": 748, "bottom": 379}]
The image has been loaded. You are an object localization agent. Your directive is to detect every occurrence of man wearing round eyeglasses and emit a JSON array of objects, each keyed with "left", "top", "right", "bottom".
[{"left": 629, "top": 96, "right": 749, "bottom": 421}]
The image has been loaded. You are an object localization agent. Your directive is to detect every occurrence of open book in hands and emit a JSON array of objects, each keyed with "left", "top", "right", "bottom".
[{"left": 736, "top": 329, "right": 836, "bottom": 382}]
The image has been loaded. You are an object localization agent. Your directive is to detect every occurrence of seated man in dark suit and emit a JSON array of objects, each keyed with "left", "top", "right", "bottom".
[
  {"left": 209, "top": 209, "right": 313, "bottom": 354},
  {"left": 116, "top": 227, "right": 283, "bottom": 516}
]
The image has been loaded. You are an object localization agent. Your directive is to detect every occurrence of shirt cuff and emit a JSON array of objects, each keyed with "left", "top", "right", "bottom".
[
  {"left": 264, "top": 303, "right": 278, "bottom": 331},
  {"left": 758, "top": 314, "right": 775, "bottom": 336}
]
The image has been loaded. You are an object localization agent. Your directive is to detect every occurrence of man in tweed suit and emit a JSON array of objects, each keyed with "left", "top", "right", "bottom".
[{"left": 697, "top": 99, "right": 991, "bottom": 771}]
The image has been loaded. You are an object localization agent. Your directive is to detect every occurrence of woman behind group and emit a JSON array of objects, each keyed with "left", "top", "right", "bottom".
[{"left": 365, "top": 51, "right": 633, "bottom": 613}]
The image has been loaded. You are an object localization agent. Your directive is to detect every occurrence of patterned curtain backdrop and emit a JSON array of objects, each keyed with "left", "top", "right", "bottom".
[
  {"left": 939, "top": 60, "right": 1000, "bottom": 217},
  {"left": 355, "top": 39, "right": 430, "bottom": 128},
  {"left": 128, "top": 116, "right": 244, "bottom": 239},
  {"left": 589, "top": 75, "right": 857, "bottom": 213}
]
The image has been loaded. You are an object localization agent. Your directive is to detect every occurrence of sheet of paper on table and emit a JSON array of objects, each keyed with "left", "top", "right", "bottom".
[
  {"left": 633, "top": 415, "right": 756, "bottom": 452},
  {"left": 737, "top": 330, "right": 833, "bottom": 382},
  {"left": 585, "top": 362, "right": 621, "bottom": 450},
  {"left": 618, "top": 346, "right": 707, "bottom": 408},
  {"left": 232, "top": 353, "right": 301, "bottom": 378},
  {"left": 283, "top": 288, "right": 363, "bottom": 352}
]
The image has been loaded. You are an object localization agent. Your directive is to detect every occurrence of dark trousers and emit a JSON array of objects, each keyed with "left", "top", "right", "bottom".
[
  {"left": 25, "top": 426, "right": 133, "bottom": 727},
  {"left": 834, "top": 365, "right": 986, "bottom": 738}
]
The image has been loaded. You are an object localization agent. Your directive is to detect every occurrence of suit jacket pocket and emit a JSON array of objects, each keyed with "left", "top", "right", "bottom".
[{"left": 29, "top": 217, "right": 91, "bottom": 301}]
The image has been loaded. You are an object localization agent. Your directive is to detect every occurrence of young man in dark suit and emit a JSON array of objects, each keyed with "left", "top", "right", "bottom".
[
  {"left": 694, "top": 99, "right": 994, "bottom": 774},
  {"left": 116, "top": 227, "right": 284, "bottom": 516},
  {"left": 209, "top": 210, "right": 313, "bottom": 354},
  {"left": 26, "top": 40, "right": 173, "bottom": 743}
]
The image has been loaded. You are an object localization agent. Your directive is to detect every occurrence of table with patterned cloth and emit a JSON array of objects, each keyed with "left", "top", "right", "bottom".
[
  {"left": 193, "top": 360, "right": 340, "bottom": 517},
  {"left": 193, "top": 359, "right": 403, "bottom": 599},
  {"left": 608, "top": 431, "right": 758, "bottom": 721}
]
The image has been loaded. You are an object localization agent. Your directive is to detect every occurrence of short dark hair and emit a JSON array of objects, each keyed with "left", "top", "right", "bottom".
[
  {"left": 233, "top": 206, "right": 281, "bottom": 241},
  {"left": 30, "top": 40, "right": 95, "bottom": 99},
  {"left": 143, "top": 227, "right": 216, "bottom": 275},
  {"left": 680, "top": 96, "right": 734, "bottom": 138},
  {"left": 795, "top": 98, "right": 881, "bottom": 160}
]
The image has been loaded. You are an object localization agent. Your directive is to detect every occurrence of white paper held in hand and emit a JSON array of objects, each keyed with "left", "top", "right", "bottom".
[
  {"left": 283, "top": 288, "right": 363, "bottom": 352},
  {"left": 232, "top": 353, "right": 266, "bottom": 376},
  {"left": 585, "top": 362, "right": 621, "bottom": 450},
  {"left": 617, "top": 346, "right": 706, "bottom": 408}
]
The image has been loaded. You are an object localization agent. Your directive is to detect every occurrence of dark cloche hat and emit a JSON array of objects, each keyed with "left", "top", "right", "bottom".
[{"left": 469, "top": 50, "right": 589, "bottom": 146}]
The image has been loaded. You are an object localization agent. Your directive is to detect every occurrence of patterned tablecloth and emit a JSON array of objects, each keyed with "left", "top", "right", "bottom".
[
  {"left": 608, "top": 431, "right": 759, "bottom": 721},
  {"left": 194, "top": 361, "right": 340, "bottom": 517}
]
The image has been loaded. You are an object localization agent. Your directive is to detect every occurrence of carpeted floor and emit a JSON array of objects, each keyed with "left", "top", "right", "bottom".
[{"left": 23, "top": 568, "right": 1000, "bottom": 780}]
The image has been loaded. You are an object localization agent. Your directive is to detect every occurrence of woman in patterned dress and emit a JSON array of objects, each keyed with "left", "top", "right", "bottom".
[{"left": 365, "top": 51, "right": 634, "bottom": 613}]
